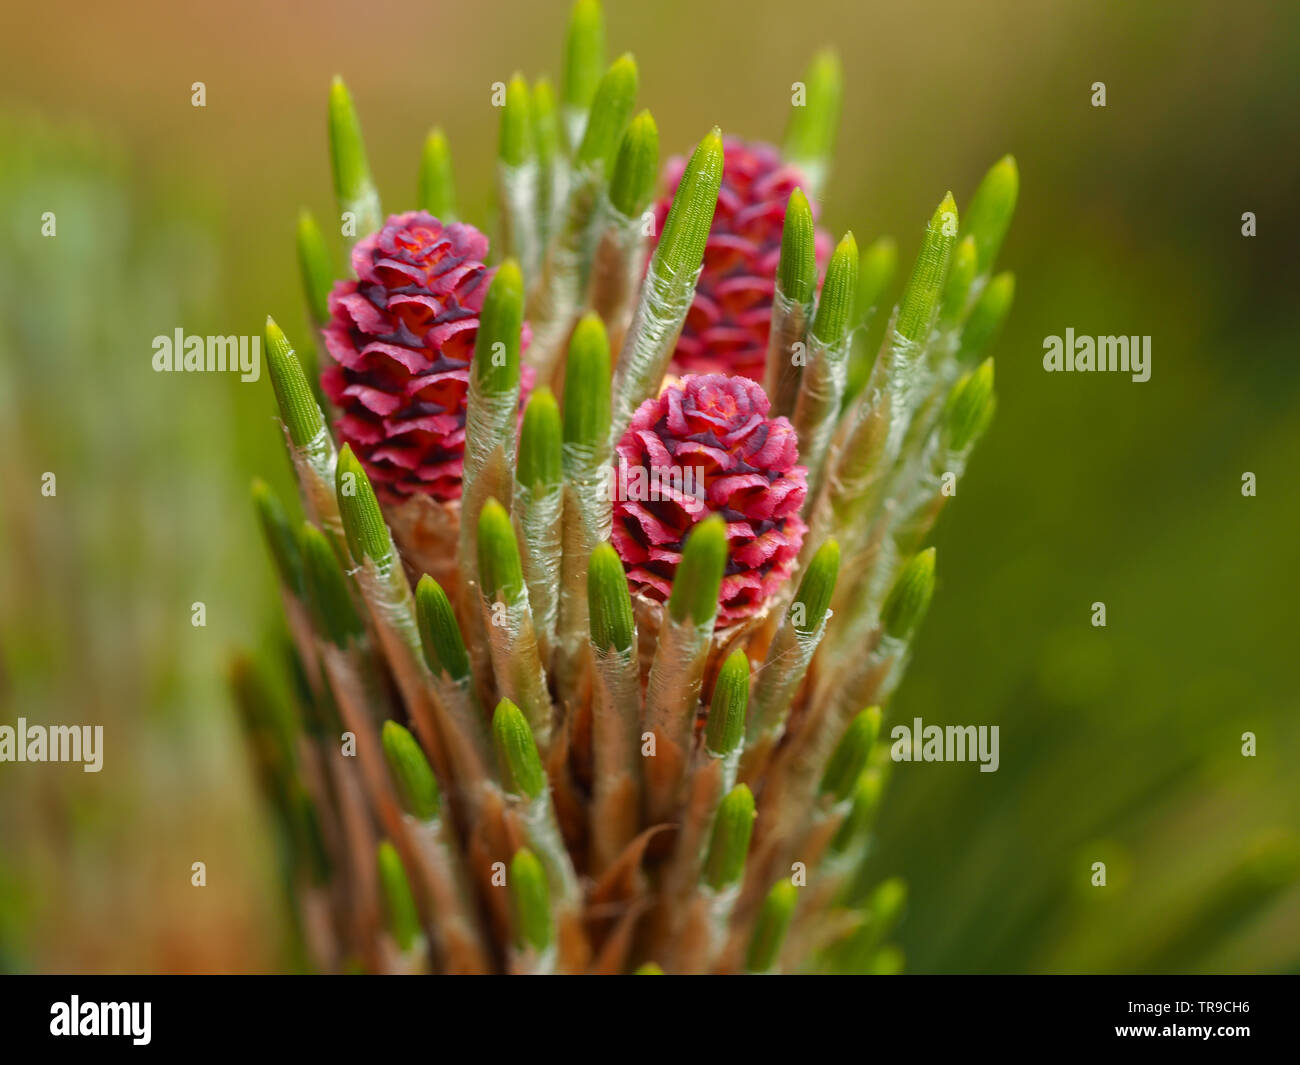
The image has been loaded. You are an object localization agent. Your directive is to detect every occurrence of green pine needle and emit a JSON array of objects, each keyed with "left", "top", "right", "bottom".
[
  {"left": 532, "top": 78, "right": 561, "bottom": 234},
  {"left": 703, "top": 784, "right": 756, "bottom": 891},
  {"left": 653, "top": 127, "right": 724, "bottom": 279},
  {"left": 264, "top": 317, "right": 325, "bottom": 449},
  {"left": 940, "top": 235, "right": 978, "bottom": 326},
  {"left": 295, "top": 210, "right": 335, "bottom": 325},
  {"left": 587, "top": 542, "right": 635, "bottom": 653},
  {"left": 327, "top": 76, "right": 369, "bottom": 201},
  {"left": 251, "top": 478, "right": 304, "bottom": 597},
  {"left": 473, "top": 259, "right": 525, "bottom": 395},
  {"left": 880, "top": 548, "right": 936, "bottom": 640},
  {"left": 328, "top": 76, "right": 380, "bottom": 232},
  {"left": 418, "top": 128, "right": 456, "bottom": 220},
  {"left": 667, "top": 514, "right": 727, "bottom": 626},
  {"left": 298, "top": 522, "right": 364, "bottom": 646},
  {"left": 705, "top": 650, "right": 750, "bottom": 756},
  {"left": 477, "top": 498, "right": 525, "bottom": 602},
  {"left": 896, "top": 193, "right": 958, "bottom": 343},
  {"left": 563, "top": 0, "right": 606, "bottom": 115},
  {"left": 492, "top": 698, "right": 547, "bottom": 799},
  {"left": 811, "top": 232, "right": 859, "bottom": 345},
  {"left": 376, "top": 841, "right": 421, "bottom": 952},
  {"left": 518, "top": 387, "right": 563, "bottom": 490},
  {"left": 532, "top": 79, "right": 560, "bottom": 167},
  {"left": 944, "top": 358, "right": 996, "bottom": 451},
  {"left": 962, "top": 154, "right": 1018, "bottom": 275},
  {"left": 499, "top": 74, "right": 534, "bottom": 168},
  {"left": 830, "top": 769, "right": 884, "bottom": 854},
  {"left": 777, "top": 187, "right": 817, "bottom": 303},
  {"left": 562, "top": 313, "right": 612, "bottom": 452},
  {"left": 414, "top": 575, "right": 471, "bottom": 682},
  {"left": 783, "top": 49, "right": 843, "bottom": 183},
  {"left": 819, "top": 706, "right": 882, "bottom": 801},
  {"left": 335, "top": 445, "right": 392, "bottom": 567},
  {"left": 958, "top": 271, "right": 1015, "bottom": 365},
  {"left": 747, "top": 880, "right": 798, "bottom": 973},
  {"left": 575, "top": 53, "right": 638, "bottom": 173},
  {"left": 381, "top": 721, "right": 441, "bottom": 822},
  {"left": 791, "top": 538, "right": 840, "bottom": 634},
  {"left": 510, "top": 848, "right": 553, "bottom": 951},
  {"left": 609, "top": 109, "right": 659, "bottom": 218}
]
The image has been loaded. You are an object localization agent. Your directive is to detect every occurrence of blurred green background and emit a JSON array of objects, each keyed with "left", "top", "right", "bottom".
[{"left": 1, "top": 0, "right": 1297, "bottom": 972}]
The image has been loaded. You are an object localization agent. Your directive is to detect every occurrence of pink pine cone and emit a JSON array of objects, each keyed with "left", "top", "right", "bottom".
[
  {"left": 322, "top": 211, "right": 531, "bottom": 502},
  {"left": 612, "top": 374, "right": 807, "bottom": 624},
  {"left": 652, "top": 138, "right": 832, "bottom": 382}
]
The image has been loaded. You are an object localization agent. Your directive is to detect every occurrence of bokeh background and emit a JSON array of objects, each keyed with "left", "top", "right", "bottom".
[{"left": 2, "top": 0, "right": 1297, "bottom": 972}]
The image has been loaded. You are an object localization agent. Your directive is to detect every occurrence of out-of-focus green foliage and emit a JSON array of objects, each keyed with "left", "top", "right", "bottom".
[{"left": 0, "top": 113, "right": 287, "bottom": 972}]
